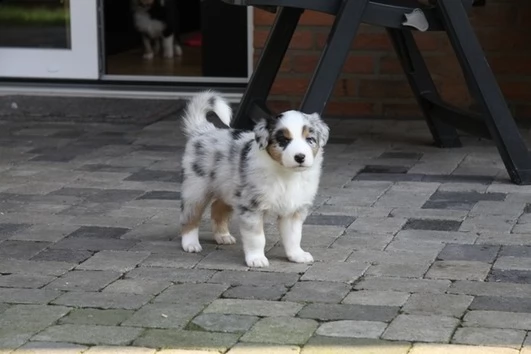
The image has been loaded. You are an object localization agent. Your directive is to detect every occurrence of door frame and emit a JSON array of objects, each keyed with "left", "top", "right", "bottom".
[{"left": 0, "top": 0, "right": 100, "bottom": 80}]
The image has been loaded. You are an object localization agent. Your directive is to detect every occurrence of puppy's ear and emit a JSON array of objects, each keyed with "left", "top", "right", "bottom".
[
  {"left": 307, "top": 113, "right": 330, "bottom": 147},
  {"left": 253, "top": 117, "right": 271, "bottom": 150}
]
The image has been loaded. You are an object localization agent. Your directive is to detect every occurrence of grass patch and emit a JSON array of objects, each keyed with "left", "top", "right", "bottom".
[{"left": 0, "top": 5, "right": 70, "bottom": 26}]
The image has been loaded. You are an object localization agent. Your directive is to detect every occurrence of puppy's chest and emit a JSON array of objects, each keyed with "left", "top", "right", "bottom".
[
  {"left": 134, "top": 11, "right": 165, "bottom": 36},
  {"left": 265, "top": 176, "right": 317, "bottom": 213}
]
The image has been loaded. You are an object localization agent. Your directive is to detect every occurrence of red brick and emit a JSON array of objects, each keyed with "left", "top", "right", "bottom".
[
  {"left": 325, "top": 101, "right": 376, "bottom": 116},
  {"left": 499, "top": 81, "right": 531, "bottom": 101},
  {"left": 358, "top": 79, "right": 413, "bottom": 99},
  {"left": 254, "top": 53, "right": 291, "bottom": 72},
  {"left": 469, "top": 4, "right": 518, "bottom": 27},
  {"left": 299, "top": 11, "right": 334, "bottom": 26},
  {"left": 489, "top": 55, "right": 531, "bottom": 76},
  {"left": 412, "top": 32, "right": 443, "bottom": 51},
  {"left": 382, "top": 103, "right": 423, "bottom": 118},
  {"left": 379, "top": 56, "right": 402, "bottom": 75},
  {"left": 271, "top": 77, "right": 310, "bottom": 96},
  {"left": 333, "top": 78, "right": 357, "bottom": 97},
  {"left": 267, "top": 100, "right": 294, "bottom": 113},
  {"left": 352, "top": 33, "right": 392, "bottom": 51},
  {"left": 438, "top": 81, "right": 473, "bottom": 107},
  {"left": 424, "top": 55, "right": 463, "bottom": 80},
  {"left": 253, "top": 8, "right": 276, "bottom": 26}
]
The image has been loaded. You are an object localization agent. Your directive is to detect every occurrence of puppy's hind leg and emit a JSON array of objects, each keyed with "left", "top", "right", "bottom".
[
  {"left": 180, "top": 188, "right": 210, "bottom": 253},
  {"left": 211, "top": 199, "right": 236, "bottom": 245}
]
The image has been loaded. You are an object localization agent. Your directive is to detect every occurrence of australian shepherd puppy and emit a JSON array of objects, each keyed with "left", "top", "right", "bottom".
[
  {"left": 179, "top": 91, "right": 330, "bottom": 267},
  {"left": 131, "top": 0, "right": 183, "bottom": 59}
]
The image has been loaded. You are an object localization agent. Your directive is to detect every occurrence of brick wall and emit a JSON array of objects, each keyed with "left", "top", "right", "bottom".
[{"left": 253, "top": 0, "right": 531, "bottom": 119}]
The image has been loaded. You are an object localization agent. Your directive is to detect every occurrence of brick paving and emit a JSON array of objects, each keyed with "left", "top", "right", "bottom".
[{"left": 1, "top": 106, "right": 531, "bottom": 353}]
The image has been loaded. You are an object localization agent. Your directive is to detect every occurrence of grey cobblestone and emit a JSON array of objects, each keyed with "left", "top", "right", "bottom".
[
  {"left": 300, "top": 262, "right": 368, "bottom": 283},
  {"left": 222, "top": 285, "right": 288, "bottom": 301},
  {"left": 133, "top": 329, "right": 240, "bottom": 350},
  {"left": 0, "top": 288, "right": 62, "bottom": 305},
  {"left": 203, "top": 299, "right": 304, "bottom": 317},
  {"left": 121, "top": 303, "right": 203, "bottom": 329},
  {"left": 209, "top": 270, "right": 299, "bottom": 287},
  {"left": 298, "top": 303, "right": 398, "bottom": 322},
  {"left": 463, "top": 311, "right": 531, "bottom": 330},
  {"left": 77, "top": 250, "right": 150, "bottom": 272},
  {"left": 33, "top": 324, "right": 143, "bottom": 346},
  {"left": 45, "top": 270, "right": 122, "bottom": 291},
  {"left": 402, "top": 294, "right": 473, "bottom": 317},
  {"left": 283, "top": 281, "right": 350, "bottom": 303},
  {"left": 103, "top": 279, "right": 171, "bottom": 295},
  {"left": 383, "top": 314, "right": 460, "bottom": 342},
  {"left": 316, "top": 320, "right": 387, "bottom": 339},
  {"left": 452, "top": 327, "right": 526, "bottom": 348},
  {"left": 342, "top": 290, "right": 410, "bottom": 307},
  {"left": 14, "top": 341, "right": 88, "bottom": 354},
  {"left": 426, "top": 261, "right": 492, "bottom": 281},
  {"left": 190, "top": 313, "right": 259, "bottom": 333},
  {"left": 59, "top": 308, "right": 134, "bottom": 326},
  {"left": 154, "top": 283, "right": 229, "bottom": 305},
  {"left": 52, "top": 291, "right": 152, "bottom": 309}
]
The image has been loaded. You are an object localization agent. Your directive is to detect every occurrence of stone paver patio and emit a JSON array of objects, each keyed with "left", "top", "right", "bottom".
[{"left": 1, "top": 99, "right": 531, "bottom": 353}]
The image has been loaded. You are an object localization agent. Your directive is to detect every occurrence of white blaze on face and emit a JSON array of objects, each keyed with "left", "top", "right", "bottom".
[{"left": 277, "top": 111, "right": 316, "bottom": 169}]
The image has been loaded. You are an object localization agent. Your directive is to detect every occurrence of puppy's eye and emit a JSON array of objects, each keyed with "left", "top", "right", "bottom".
[{"left": 306, "top": 137, "right": 316, "bottom": 144}]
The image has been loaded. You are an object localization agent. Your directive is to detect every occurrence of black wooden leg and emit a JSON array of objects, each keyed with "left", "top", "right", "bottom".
[
  {"left": 438, "top": 0, "right": 531, "bottom": 184},
  {"left": 299, "top": 0, "right": 367, "bottom": 115},
  {"left": 387, "top": 28, "right": 462, "bottom": 148},
  {"left": 232, "top": 7, "right": 303, "bottom": 130}
]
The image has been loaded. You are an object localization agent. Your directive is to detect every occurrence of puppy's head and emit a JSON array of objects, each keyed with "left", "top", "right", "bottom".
[{"left": 254, "top": 110, "right": 329, "bottom": 170}]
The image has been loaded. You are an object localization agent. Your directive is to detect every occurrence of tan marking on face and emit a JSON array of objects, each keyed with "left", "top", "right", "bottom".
[
  {"left": 211, "top": 199, "right": 233, "bottom": 235},
  {"left": 302, "top": 125, "right": 311, "bottom": 139},
  {"left": 281, "top": 128, "right": 292, "bottom": 140},
  {"left": 266, "top": 143, "right": 283, "bottom": 165}
]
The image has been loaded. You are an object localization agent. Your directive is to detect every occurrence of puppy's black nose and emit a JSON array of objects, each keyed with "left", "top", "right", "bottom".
[{"left": 294, "top": 154, "right": 305, "bottom": 164}]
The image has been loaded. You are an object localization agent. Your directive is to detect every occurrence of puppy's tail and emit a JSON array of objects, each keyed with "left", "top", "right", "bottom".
[{"left": 181, "top": 91, "right": 232, "bottom": 137}]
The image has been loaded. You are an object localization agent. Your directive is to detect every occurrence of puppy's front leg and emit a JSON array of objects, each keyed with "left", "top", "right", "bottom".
[
  {"left": 239, "top": 210, "right": 268, "bottom": 267},
  {"left": 142, "top": 35, "right": 154, "bottom": 60},
  {"left": 278, "top": 210, "right": 314, "bottom": 263}
]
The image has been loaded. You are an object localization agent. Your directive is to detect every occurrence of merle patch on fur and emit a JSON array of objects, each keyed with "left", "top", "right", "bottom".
[
  {"left": 194, "top": 141, "right": 205, "bottom": 156},
  {"left": 231, "top": 129, "right": 246, "bottom": 140},
  {"left": 274, "top": 130, "right": 291, "bottom": 149},
  {"left": 192, "top": 162, "right": 206, "bottom": 177},
  {"left": 239, "top": 140, "right": 253, "bottom": 178}
]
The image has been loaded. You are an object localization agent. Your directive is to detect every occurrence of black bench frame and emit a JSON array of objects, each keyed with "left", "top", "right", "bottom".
[{"left": 222, "top": 0, "right": 531, "bottom": 185}]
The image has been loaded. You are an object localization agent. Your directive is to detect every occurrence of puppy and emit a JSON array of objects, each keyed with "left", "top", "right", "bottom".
[
  {"left": 179, "top": 91, "right": 330, "bottom": 267},
  {"left": 131, "top": 0, "right": 183, "bottom": 59}
]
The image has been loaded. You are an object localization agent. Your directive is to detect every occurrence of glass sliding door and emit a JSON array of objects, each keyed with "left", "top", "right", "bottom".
[{"left": 0, "top": 0, "right": 99, "bottom": 79}]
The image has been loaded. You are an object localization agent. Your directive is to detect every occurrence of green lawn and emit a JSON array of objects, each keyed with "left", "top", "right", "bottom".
[{"left": 0, "top": 5, "right": 70, "bottom": 26}]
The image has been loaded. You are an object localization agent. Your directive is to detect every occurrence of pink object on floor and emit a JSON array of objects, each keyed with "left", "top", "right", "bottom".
[{"left": 183, "top": 33, "right": 202, "bottom": 47}]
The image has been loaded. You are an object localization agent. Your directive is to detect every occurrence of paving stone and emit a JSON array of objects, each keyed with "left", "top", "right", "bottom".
[
  {"left": 402, "top": 293, "right": 473, "bottom": 317},
  {"left": 52, "top": 291, "right": 151, "bottom": 309},
  {"left": 130, "top": 241, "right": 194, "bottom": 254},
  {"left": 426, "top": 261, "right": 492, "bottom": 281},
  {"left": 241, "top": 317, "right": 318, "bottom": 345},
  {"left": 31, "top": 249, "right": 94, "bottom": 263},
  {"left": 347, "top": 217, "right": 407, "bottom": 235},
  {"left": 460, "top": 215, "right": 514, "bottom": 233},
  {"left": 0, "top": 304, "right": 71, "bottom": 332},
  {"left": 52, "top": 237, "right": 138, "bottom": 251},
  {"left": 203, "top": 299, "right": 303, "bottom": 317},
  {"left": 125, "top": 170, "right": 180, "bottom": 183},
  {"left": 227, "top": 343, "right": 300, "bottom": 354},
  {"left": 9, "top": 224, "right": 80, "bottom": 242},
  {"left": 154, "top": 283, "right": 229, "bottom": 305},
  {"left": 283, "top": 281, "right": 351, "bottom": 303},
  {"left": 347, "top": 248, "right": 437, "bottom": 265},
  {"left": 46, "top": 270, "right": 121, "bottom": 291},
  {"left": 103, "top": 279, "right": 171, "bottom": 295},
  {"left": 463, "top": 310, "right": 531, "bottom": 330},
  {"left": 359, "top": 165, "right": 411, "bottom": 174},
  {"left": 33, "top": 324, "right": 143, "bottom": 346},
  {"left": 196, "top": 250, "right": 250, "bottom": 271},
  {"left": 14, "top": 341, "right": 88, "bottom": 354},
  {"left": 209, "top": 270, "right": 299, "bottom": 287},
  {"left": 0, "top": 240, "right": 51, "bottom": 259},
  {"left": 470, "top": 201, "right": 526, "bottom": 218},
  {"left": 487, "top": 269, "right": 531, "bottom": 284},
  {"left": 298, "top": 303, "right": 398, "bottom": 322},
  {"left": 355, "top": 277, "right": 451, "bottom": 294},
  {"left": 222, "top": 285, "right": 288, "bottom": 301},
  {"left": 476, "top": 232, "right": 531, "bottom": 246},
  {"left": 423, "top": 191, "right": 506, "bottom": 211},
  {"left": 0, "top": 328, "right": 35, "bottom": 351},
  {"left": 499, "top": 245, "right": 531, "bottom": 258},
  {"left": 66, "top": 226, "right": 130, "bottom": 239},
  {"left": 300, "top": 262, "right": 368, "bottom": 283},
  {"left": 59, "top": 308, "right": 134, "bottom": 326},
  {"left": 137, "top": 191, "right": 181, "bottom": 200},
  {"left": 395, "top": 230, "right": 477, "bottom": 244},
  {"left": 449, "top": 280, "right": 531, "bottom": 298},
  {"left": 470, "top": 296, "right": 531, "bottom": 313},
  {"left": 494, "top": 256, "right": 531, "bottom": 271},
  {"left": 0, "top": 288, "right": 62, "bottom": 305},
  {"left": 437, "top": 244, "right": 500, "bottom": 263},
  {"left": 390, "top": 207, "right": 468, "bottom": 221},
  {"left": 408, "top": 344, "right": 518, "bottom": 354},
  {"left": 0, "top": 258, "right": 74, "bottom": 276},
  {"left": 139, "top": 252, "right": 203, "bottom": 269},
  {"left": 331, "top": 233, "right": 393, "bottom": 251},
  {"left": 403, "top": 218, "right": 462, "bottom": 232},
  {"left": 190, "top": 313, "right": 259, "bottom": 333},
  {"left": 342, "top": 290, "right": 410, "bottom": 307},
  {"left": 122, "top": 303, "right": 203, "bottom": 329},
  {"left": 77, "top": 250, "right": 150, "bottom": 272},
  {"left": 0, "top": 223, "right": 31, "bottom": 241},
  {"left": 133, "top": 329, "right": 240, "bottom": 351},
  {"left": 315, "top": 320, "right": 387, "bottom": 339},
  {"left": 382, "top": 314, "right": 460, "bottom": 342},
  {"left": 0, "top": 273, "right": 56, "bottom": 289},
  {"left": 365, "top": 262, "right": 431, "bottom": 278},
  {"left": 83, "top": 346, "right": 156, "bottom": 354},
  {"left": 304, "top": 215, "right": 355, "bottom": 227},
  {"left": 379, "top": 152, "right": 423, "bottom": 160},
  {"left": 126, "top": 268, "right": 215, "bottom": 283},
  {"left": 84, "top": 189, "right": 145, "bottom": 204},
  {"left": 452, "top": 327, "right": 526, "bottom": 348},
  {"left": 302, "top": 337, "right": 411, "bottom": 354}
]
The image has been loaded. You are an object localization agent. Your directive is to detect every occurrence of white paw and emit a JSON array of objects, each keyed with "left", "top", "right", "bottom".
[
  {"left": 143, "top": 52, "right": 154, "bottom": 60},
  {"left": 214, "top": 233, "right": 237, "bottom": 245},
  {"left": 287, "top": 250, "right": 314, "bottom": 263},
  {"left": 182, "top": 239, "right": 202, "bottom": 253},
  {"left": 245, "top": 254, "right": 269, "bottom": 268}
]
